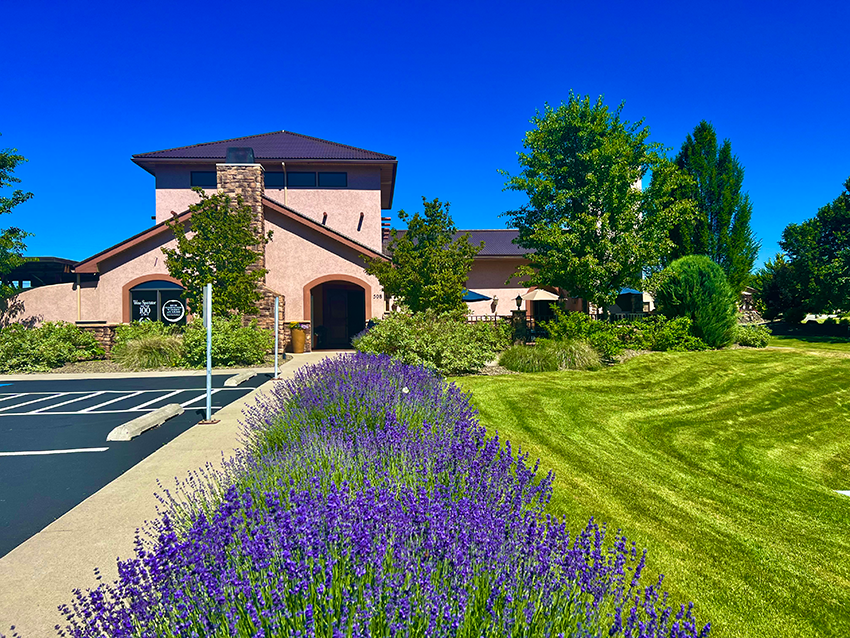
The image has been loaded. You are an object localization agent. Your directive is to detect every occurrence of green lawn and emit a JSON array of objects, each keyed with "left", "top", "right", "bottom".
[
  {"left": 454, "top": 349, "right": 850, "bottom": 638},
  {"left": 768, "top": 334, "right": 850, "bottom": 352}
]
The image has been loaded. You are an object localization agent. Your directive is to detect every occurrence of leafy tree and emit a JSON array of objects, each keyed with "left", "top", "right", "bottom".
[
  {"left": 777, "top": 176, "right": 850, "bottom": 314},
  {"left": 751, "top": 253, "right": 805, "bottom": 321},
  {"left": 654, "top": 255, "right": 737, "bottom": 348},
  {"left": 502, "top": 93, "right": 694, "bottom": 312},
  {"left": 163, "top": 188, "right": 271, "bottom": 316},
  {"left": 365, "top": 197, "right": 482, "bottom": 314},
  {"left": 666, "top": 121, "right": 759, "bottom": 294},
  {"left": 0, "top": 134, "right": 33, "bottom": 307}
]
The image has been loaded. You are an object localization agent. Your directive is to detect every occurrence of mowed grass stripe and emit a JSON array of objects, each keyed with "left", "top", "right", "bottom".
[{"left": 454, "top": 349, "right": 850, "bottom": 638}]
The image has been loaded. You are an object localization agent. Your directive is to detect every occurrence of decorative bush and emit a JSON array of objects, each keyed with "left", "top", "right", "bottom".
[
  {"left": 543, "top": 309, "right": 709, "bottom": 359},
  {"left": 111, "top": 334, "right": 184, "bottom": 368},
  {"left": 653, "top": 256, "right": 738, "bottom": 348},
  {"left": 783, "top": 306, "right": 807, "bottom": 325},
  {"left": 58, "top": 354, "right": 710, "bottom": 638},
  {"left": 0, "top": 321, "right": 104, "bottom": 372},
  {"left": 471, "top": 317, "right": 514, "bottom": 352},
  {"left": 182, "top": 314, "right": 272, "bottom": 367},
  {"left": 734, "top": 324, "right": 771, "bottom": 348},
  {"left": 352, "top": 310, "right": 498, "bottom": 374},
  {"left": 500, "top": 338, "right": 602, "bottom": 373}
]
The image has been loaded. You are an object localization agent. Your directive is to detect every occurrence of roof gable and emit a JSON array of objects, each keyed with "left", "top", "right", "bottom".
[{"left": 133, "top": 131, "right": 396, "bottom": 161}]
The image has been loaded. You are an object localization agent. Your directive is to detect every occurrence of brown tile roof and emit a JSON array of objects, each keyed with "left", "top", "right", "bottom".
[
  {"left": 383, "top": 229, "right": 525, "bottom": 257},
  {"left": 133, "top": 131, "right": 396, "bottom": 161}
]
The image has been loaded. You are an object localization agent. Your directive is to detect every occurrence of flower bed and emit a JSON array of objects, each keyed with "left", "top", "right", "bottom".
[{"left": 55, "top": 353, "right": 709, "bottom": 638}]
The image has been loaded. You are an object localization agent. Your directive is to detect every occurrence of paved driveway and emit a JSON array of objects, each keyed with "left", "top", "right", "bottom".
[{"left": 0, "top": 373, "right": 268, "bottom": 558}]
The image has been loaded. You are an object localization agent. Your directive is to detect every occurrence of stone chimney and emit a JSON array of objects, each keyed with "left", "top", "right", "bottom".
[{"left": 216, "top": 152, "right": 266, "bottom": 274}]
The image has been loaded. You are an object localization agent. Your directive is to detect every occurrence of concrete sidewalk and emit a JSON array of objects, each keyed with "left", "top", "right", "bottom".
[{"left": 0, "top": 351, "right": 339, "bottom": 638}]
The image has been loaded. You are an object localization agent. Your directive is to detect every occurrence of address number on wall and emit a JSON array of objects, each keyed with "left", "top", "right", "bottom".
[{"left": 373, "top": 294, "right": 383, "bottom": 299}]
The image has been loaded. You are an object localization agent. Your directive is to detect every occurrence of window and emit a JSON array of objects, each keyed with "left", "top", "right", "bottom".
[
  {"left": 287, "top": 172, "right": 317, "bottom": 187},
  {"left": 318, "top": 172, "right": 347, "bottom": 188},
  {"left": 264, "top": 172, "right": 285, "bottom": 188},
  {"left": 129, "top": 280, "right": 186, "bottom": 325},
  {"left": 190, "top": 171, "right": 217, "bottom": 188}
]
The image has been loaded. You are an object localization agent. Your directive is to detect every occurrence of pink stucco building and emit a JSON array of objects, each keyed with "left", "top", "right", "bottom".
[{"left": 9, "top": 131, "right": 555, "bottom": 351}]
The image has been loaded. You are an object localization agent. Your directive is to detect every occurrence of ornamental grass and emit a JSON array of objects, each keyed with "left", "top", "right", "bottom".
[{"left": 55, "top": 353, "right": 709, "bottom": 638}]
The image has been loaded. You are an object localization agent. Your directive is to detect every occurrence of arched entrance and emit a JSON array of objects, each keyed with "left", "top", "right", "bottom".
[{"left": 305, "top": 276, "right": 369, "bottom": 349}]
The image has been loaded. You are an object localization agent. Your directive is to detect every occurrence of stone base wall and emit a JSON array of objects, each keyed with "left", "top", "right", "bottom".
[
  {"left": 243, "top": 286, "right": 288, "bottom": 354},
  {"left": 77, "top": 323, "right": 118, "bottom": 354}
]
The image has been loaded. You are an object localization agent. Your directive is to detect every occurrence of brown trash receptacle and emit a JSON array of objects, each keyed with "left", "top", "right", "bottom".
[{"left": 291, "top": 328, "right": 306, "bottom": 354}]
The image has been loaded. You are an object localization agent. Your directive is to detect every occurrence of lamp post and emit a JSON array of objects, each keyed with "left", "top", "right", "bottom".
[{"left": 515, "top": 294, "right": 523, "bottom": 310}]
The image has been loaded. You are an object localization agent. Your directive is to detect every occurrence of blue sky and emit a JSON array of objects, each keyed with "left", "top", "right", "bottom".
[{"left": 2, "top": 0, "right": 848, "bottom": 268}]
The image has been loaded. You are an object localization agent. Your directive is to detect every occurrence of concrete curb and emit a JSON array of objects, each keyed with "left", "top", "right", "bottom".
[
  {"left": 224, "top": 371, "right": 256, "bottom": 387},
  {"left": 106, "top": 404, "right": 184, "bottom": 441}
]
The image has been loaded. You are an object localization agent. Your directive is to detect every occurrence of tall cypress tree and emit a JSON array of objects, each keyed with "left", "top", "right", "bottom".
[{"left": 666, "top": 121, "right": 759, "bottom": 294}]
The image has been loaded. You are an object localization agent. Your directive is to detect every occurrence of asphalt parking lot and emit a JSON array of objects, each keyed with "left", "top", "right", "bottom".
[{"left": 0, "top": 373, "right": 269, "bottom": 559}]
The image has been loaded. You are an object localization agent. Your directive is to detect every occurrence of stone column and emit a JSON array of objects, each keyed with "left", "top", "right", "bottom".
[
  {"left": 216, "top": 163, "right": 266, "bottom": 274},
  {"left": 215, "top": 162, "right": 286, "bottom": 350}
]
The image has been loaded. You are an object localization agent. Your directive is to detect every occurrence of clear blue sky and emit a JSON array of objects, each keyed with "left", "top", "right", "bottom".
[{"left": 2, "top": 0, "right": 848, "bottom": 268}]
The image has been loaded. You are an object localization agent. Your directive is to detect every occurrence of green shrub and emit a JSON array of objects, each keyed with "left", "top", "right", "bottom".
[
  {"left": 783, "top": 306, "right": 807, "bottom": 324},
  {"left": 654, "top": 255, "right": 737, "bottom": 348},
  {"left": 352, "top": 310, "right": 497, "bottom": 375},
  {"left": 735, "top": 324, "right": 771, "bottom": 348},
  {"left": 499, "top": 339, "right": 601, "bottom": 373},
  {"left": 472, "top": 318, "right": 513, "bottom": 352},
  {"left": 0, "top": 321, "right": 104, "bottom": 372},
  {"left": 111, "top": 334, "right": 184, "bottom": 368},
  {"left": 624, "top": 315, "right": 709, "bottom": 352},
  {"left": 182, "top": 314, "right": 273, "bottom": 367}
]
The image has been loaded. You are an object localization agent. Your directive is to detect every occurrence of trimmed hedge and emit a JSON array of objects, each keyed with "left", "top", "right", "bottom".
[{"left": 0, "top": 321, "right": 104, "bottom": 373}]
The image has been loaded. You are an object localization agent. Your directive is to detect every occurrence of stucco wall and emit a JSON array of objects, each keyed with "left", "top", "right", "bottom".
[
  {"left": 264, "top": 208, "right": 384, "bottom": 321},
  {"left": 463, "top": 258, "right": 531, "bottom": 316},
  {"left": 154, "top": 164, "right": 384, "bottom": 252},
  {"left": 11, "top": 282, "right": 78, "bottom": 325}
]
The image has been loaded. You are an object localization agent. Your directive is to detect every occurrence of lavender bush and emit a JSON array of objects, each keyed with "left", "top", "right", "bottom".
[{"left": 53, "top": 353, "right": 709, "bottom": 638}]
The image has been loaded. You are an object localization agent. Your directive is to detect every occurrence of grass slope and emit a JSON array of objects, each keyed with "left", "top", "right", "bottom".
[
  {"left": 455, "top": 349, "right": 850, "bottom": 638},
  {"left": 768, "top": 335, "right": 850, "bottom": 352}
]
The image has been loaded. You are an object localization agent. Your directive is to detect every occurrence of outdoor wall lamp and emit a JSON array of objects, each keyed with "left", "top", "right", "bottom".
[{"left": 515, "top": 294, "right": 523, "bottom": 310}]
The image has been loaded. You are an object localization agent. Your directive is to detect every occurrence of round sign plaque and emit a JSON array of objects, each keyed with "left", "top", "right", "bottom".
[{"left": 161, "top": 299, "right": 186, "bottom": 323}]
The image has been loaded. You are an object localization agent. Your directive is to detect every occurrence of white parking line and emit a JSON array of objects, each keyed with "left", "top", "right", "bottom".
[
  {"left": 0, "top": 393, "right": 69, "bottom": 413},
  {"left": 132, "top": 390, "right": 184, "bottom": 410},
  {"left": 0, "top": 393, "right": 24, "bottom": 404},
  {"left": 79, "top": 391, "right": 145, "bottom": 413},
  {"left": 29, "top": 391, "right": 106, "bottom": 414},
  {"left": 181, "top": 389, "right": 222, "bottom": 407},
  {"left": 0, "top": 447, "right": 109, "bottom": 456}
]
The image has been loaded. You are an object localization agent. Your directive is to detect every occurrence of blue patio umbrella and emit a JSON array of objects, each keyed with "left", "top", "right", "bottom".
[{"left": 462, "top": 289, "right": 492, "bottom": 302}]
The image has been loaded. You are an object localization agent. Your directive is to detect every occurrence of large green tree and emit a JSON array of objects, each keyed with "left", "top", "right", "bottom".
[
  {"left": 502, "top": 93, "right": 694, "bottom": 311},
  {"left": 0, "top": 134, "right": 33, "bottom": 306},
  {"left": 666, "top": 121, "right": 759, "bottom": 294},
  {"left": 778, "top": 176, "right": 850, "bottom": 314},
  {"left": 366, "top": 197, "right": 482, "bottom": 314},
  {"left": 163, "top": 188, "right": 271, "bottom": 316}
]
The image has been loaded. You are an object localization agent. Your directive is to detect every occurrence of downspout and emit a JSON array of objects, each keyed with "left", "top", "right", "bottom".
[{"left": 76, "top": 273, "right": 81, "bottom": 322}]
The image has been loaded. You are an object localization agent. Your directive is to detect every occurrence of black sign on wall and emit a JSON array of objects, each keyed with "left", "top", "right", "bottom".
[{"left": 129, "top": 281, "right": 186, "bottom": 325}]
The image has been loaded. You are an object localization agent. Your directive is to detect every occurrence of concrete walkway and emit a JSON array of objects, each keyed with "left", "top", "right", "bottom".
[{"left": 0, "top": 351, "right": 340, "bottom": 638}]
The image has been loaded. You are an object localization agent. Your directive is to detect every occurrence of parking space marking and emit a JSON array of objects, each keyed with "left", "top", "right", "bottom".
[
  {"left": 0, "top": 393, "right": 25, "bottom": 404},
  {"left": 30, "top": 391, "right": 107, "bottom": 414},
  {"left": 79, "top": 391, "right": 146, "bottom": 413},
  {"left": 0, "top": 393, "right": 69, "bottom": 413},
  {"left": 180, "top": 388, "right": 223, "bottom": 407},
  {"left": 0, "top": 447, "right": 109, "bottom": 457},
  {"left": 132, "top": 390, "right": 183, "bottom": 411}
]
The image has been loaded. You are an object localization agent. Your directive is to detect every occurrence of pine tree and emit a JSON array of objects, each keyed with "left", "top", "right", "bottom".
[{"left": 666, "top": 121, "right": 759, "bottom": 294}]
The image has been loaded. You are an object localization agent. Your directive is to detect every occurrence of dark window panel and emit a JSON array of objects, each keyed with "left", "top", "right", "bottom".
[
  {"left": 190, "top": 171, "right": 217, "bottom": 188},
  {"left": 287, "top": 172, "right": 317, "bottom": 187},
  {"left": 264, "top": 172, "right": 285, "bottom": 188},
  {"left": 318, "top": 172, "right": 347, "bottom": 188}
]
